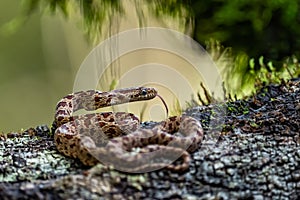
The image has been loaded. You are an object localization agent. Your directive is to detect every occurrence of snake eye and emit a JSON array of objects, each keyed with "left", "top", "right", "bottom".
[{"left": 141, "top": 89, "right": 147, "bottom": 96}]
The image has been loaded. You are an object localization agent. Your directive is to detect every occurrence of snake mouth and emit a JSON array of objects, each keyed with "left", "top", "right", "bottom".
[{"left": 156, "top": 94, "right": 169, "bottom": 117}]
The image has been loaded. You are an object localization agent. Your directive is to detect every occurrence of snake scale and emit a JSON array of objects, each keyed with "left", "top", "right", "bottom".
[{"left": 53, "top": 87, "right": 204, "bottom": 172}]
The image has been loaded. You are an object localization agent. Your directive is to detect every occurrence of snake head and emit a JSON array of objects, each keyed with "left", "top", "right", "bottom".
[
  {"left": 137, "top": 87, "right": 169, "bottom": 116},
  {"left": 134, "top": 87, "right": 158, "bottom": 101},
  {"left": 116, "top": 87, "right": 168, "bottom": 116}
]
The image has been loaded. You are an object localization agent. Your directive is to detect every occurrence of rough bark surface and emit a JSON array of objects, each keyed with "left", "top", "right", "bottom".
[{"left": 0, "top": 79, "right": 299, "bottom": 199}]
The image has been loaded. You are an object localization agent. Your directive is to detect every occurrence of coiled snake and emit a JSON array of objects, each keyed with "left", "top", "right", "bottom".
[{"left": 53, "top": 87, "right": 203, "bottom": 172}]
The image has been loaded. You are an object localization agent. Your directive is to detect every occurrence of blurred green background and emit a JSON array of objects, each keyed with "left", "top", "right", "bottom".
[
  {"left": 0, "top": 0, "right": 188, "bottom": 132},
  {"left": 0, "top": 0, "right": 92, "bottom": 132},
  {"left": 1, "top": 0, "right": 299, "bottom": 132}
]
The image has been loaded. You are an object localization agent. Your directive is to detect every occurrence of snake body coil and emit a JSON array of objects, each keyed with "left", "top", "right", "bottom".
[{"left": 53, "top": 87, "right": 203, "bottom": 172}]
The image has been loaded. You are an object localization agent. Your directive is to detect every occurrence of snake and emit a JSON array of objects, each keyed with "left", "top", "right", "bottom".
[{"left": 53, "top": 87, "right": 204, "bottom": 173}]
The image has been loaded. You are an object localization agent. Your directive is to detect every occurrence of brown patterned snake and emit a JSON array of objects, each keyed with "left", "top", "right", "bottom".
[{"left": 53, "top": 87, "right": 204, "bottom": 173}]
